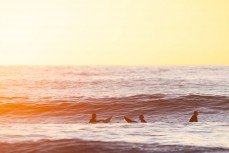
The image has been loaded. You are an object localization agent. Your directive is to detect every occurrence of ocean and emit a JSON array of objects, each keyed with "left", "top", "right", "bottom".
[{"left": 0, "top": 66, "right": 228, "bottom": 153}]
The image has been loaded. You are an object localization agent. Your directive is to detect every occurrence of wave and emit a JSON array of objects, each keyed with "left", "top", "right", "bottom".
[
  {"left": 0, "top": 139, "right": 228, "bottom": 153},
  {"left": 0, "top": 94, "right": 228, "bottom": 118}
]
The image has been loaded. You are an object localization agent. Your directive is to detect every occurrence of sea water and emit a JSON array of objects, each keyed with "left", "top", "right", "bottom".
[{"left": 0, "top": 66, "right": 228, "bottom": 153}]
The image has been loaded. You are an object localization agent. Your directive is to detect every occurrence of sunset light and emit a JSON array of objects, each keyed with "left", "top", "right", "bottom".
[
  {"left": 0, "top": 1, "right": 229, "bottom": 153},
  {"left": 0, "top": 0, "right": 229, "bottom": 65}
]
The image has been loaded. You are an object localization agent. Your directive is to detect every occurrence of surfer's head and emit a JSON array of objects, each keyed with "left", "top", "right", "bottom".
[
  {"left": 194, "top": 111, "right": 198, "bottom": 116},
  {"left": 92, "top": 113, "right": 96, "bottom": 119}
]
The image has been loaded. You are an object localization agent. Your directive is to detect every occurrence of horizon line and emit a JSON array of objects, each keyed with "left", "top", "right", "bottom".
[{"left": 0, "top": 64, "right": 228, "bottom": 67}]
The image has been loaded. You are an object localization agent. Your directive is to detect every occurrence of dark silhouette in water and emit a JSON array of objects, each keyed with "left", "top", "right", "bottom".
[
  {"left": 89, "top": 113, "right": 104, "bottom": 123},
  {"left": 189, "top": 111, "right": 198, "bottom": 122},
  {"left": 139, "top": 115, "right": 147, "bottom": 123},
  {"left": 124, "top": 115, "right": 147, "bottom": 123},
  {"left": 89, "top": 113, "right": 112, "bottom": 123}
]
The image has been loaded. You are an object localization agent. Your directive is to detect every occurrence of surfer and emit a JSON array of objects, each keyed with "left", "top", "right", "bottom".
[
  {"left": 89, "top": 113, "right": 112, "bottom": 123},
  {"left": 89, "top": 113, "right": 104, "bottom": 123},
  {"left": 139, "top": 115, "right": 147, "bottom": 123},
  {"left": 189, "top": 111, "right": 198, "bottom": 122}
]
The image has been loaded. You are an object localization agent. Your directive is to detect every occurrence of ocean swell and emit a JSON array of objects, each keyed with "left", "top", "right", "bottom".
[
  {"left": 0, "top": 94, "right": 228, "bottom": 123},
  {"left": 0, "top": 139, "right": 228, "bottom": 153}
]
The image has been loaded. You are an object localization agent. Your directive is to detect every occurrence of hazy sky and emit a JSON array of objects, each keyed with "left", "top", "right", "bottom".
[{"left": 0, "top": 0, "right": 229, "bottom": 65}]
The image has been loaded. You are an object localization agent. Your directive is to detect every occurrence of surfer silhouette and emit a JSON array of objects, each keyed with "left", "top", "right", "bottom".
[
  {"left": 139, "top": 115, "right": 147, "bottom": 123},
  {"left": 189, "top": 111, "right": 198, "bottom": 122},
  {"left": 89, "top": 113, "right": 112, "bottom": 123},
  {"left": 89, "top": 113, "right": 103, "bottom": 123},
  {"left": 124, "top": 115, "right": 147, "bottom": 123}
]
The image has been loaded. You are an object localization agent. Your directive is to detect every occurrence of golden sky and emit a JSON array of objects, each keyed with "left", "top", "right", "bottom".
[{"left": 0, "top": 0, "right": 229, "bottom": 65}]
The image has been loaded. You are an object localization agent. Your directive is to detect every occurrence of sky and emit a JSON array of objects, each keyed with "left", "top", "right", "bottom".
[{"left": 0, "top": 0, "right": 229, "bottom": 66}]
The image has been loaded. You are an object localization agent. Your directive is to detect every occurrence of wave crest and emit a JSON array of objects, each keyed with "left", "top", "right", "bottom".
[{"left": 0, "top": 95, "right": 228, "bottom": 118}]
